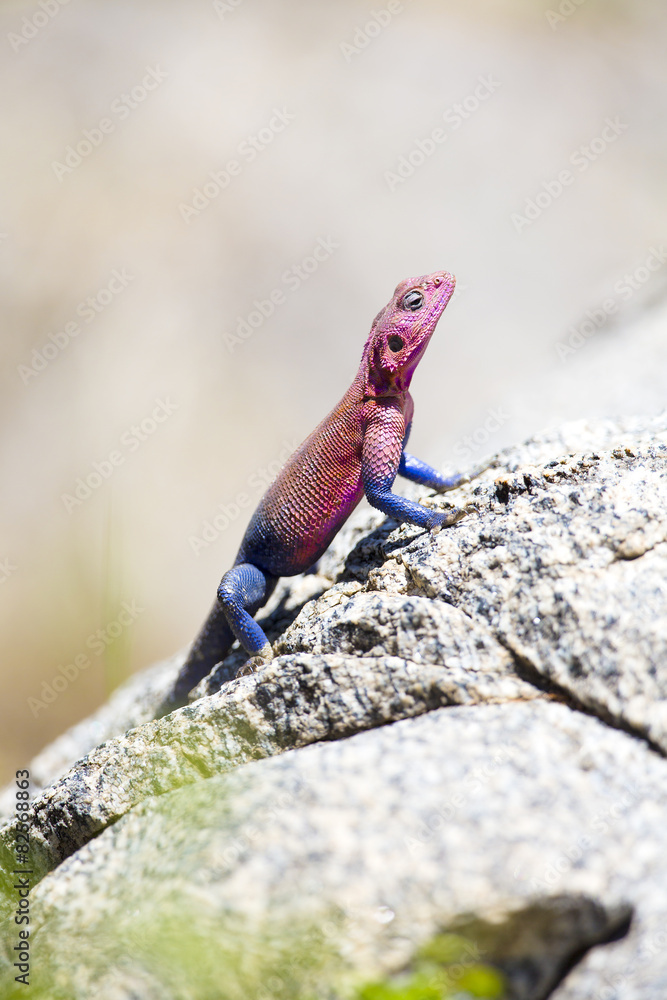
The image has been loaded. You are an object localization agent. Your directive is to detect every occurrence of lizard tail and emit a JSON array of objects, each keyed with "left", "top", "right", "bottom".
[{"left": 156, "top": 601, "right": 235, "bottom": 717}]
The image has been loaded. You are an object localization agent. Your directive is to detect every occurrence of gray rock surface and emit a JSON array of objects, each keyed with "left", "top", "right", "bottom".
[
  {"left": 0, "top": 647, "right": 539, "bottom": 900},
  {"left": 2, "top": 414, "right": 667, "bottom": 998},
  {"left": 0, "top": 574, "right": 333, "bottom": 824},
  {"left": 0, "top": 655, "right": 182, "bottom": 823},
  {"left": 0, "top": 702, "right": 662, "bottom": 999}
]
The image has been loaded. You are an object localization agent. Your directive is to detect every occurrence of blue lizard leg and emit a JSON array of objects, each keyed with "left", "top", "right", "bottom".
[
  {"left": 156, "top": 563, "right": 275, "bottom": 717},
  {"left": 398, "top": 419, "right": 488, "bottom": 492},
  {"left": 362, "top": 402, "right": 473, "bottom": 530},
  {"left": 217, "top": 562, "right": 276, "bottom": 660},
  {"left": 398, "top": 452, "right": 469, "bottom": 492},
  {"left": 365, "top": 473, "right": 471, "bottom": 529}
]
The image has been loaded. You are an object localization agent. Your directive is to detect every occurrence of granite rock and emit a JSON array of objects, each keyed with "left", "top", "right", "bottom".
[
  {"left": 0, "top": 647, "right": 539, "bottom": 902},
  {"left": 1, "top": 415, "right": 667, "bottom": 998},
  {"left": 1, "top": 702, "right": 663, "bottom": 999}
]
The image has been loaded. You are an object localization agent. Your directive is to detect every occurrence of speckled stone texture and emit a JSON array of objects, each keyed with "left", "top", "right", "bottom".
[
  {"left": 0, "top": 649, "right": 540, "bottom": 898},
  {"left": 1, "top": 703, "right": 663, "bottom": 999},
  {"left": 1, "top": 414, "right": 667, "bottom": 998}
]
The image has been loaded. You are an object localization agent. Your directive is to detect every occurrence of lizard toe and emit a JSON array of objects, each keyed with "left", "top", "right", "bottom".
[{"left": 235, "top": 643, "right": 273, "bottom": 677}]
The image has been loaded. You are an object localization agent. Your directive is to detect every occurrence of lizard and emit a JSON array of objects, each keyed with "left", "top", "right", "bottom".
[{"left": 159, "top": 269, "right": 480, "bottom": 715}]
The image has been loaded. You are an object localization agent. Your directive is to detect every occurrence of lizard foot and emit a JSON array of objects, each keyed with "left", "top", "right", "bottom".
[
  {"left": 235, "top": 643, "right": 273, "bottom": 678},
  {"left": 429, "top": 503, "right": 478, "bottom": 533}
]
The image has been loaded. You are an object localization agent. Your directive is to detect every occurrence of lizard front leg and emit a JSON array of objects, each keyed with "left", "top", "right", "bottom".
[
  {"left": 398, "top": 452, "right": 471, "bottom": 492},
  {"left": 362, "top": 400, "right": 475, "bottom": 531},
  {"left": 398, "top": 420, "right": 491, "bottom": 492}
]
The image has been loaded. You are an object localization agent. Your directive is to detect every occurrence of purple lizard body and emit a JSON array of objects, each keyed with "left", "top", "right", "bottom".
[{"left": 160, "top": 270, "right": 477, "bottom": 714}]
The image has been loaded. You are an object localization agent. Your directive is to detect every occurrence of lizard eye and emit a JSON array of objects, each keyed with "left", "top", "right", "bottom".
[
  {"left": 401, "top": 289, "right": 424, "bottom": 311},
  {"left": 387, "top": 335, "right": 404, "bottom": 352}
]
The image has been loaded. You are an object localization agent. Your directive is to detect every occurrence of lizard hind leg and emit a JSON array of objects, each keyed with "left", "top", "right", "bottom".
[
  {"left": 217, "top": 563, "right": 276, "bottom": 675},
  {"left": 155, "top": 564, "right": 275, "bottom": 718}
]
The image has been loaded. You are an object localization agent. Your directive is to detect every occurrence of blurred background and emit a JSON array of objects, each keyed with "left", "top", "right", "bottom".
[{"left": 1, "top": 0, "right": 666, "bottom": 782}]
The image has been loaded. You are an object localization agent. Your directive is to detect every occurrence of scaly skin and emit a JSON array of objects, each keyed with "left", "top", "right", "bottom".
[{"left": 160, "top": 270, "right": 478, "bottom": 714}]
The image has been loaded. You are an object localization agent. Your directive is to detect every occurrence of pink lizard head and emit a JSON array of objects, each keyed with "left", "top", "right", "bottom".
[{"left": 363, "top": 270, "right": 456, "bottom": 396}]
